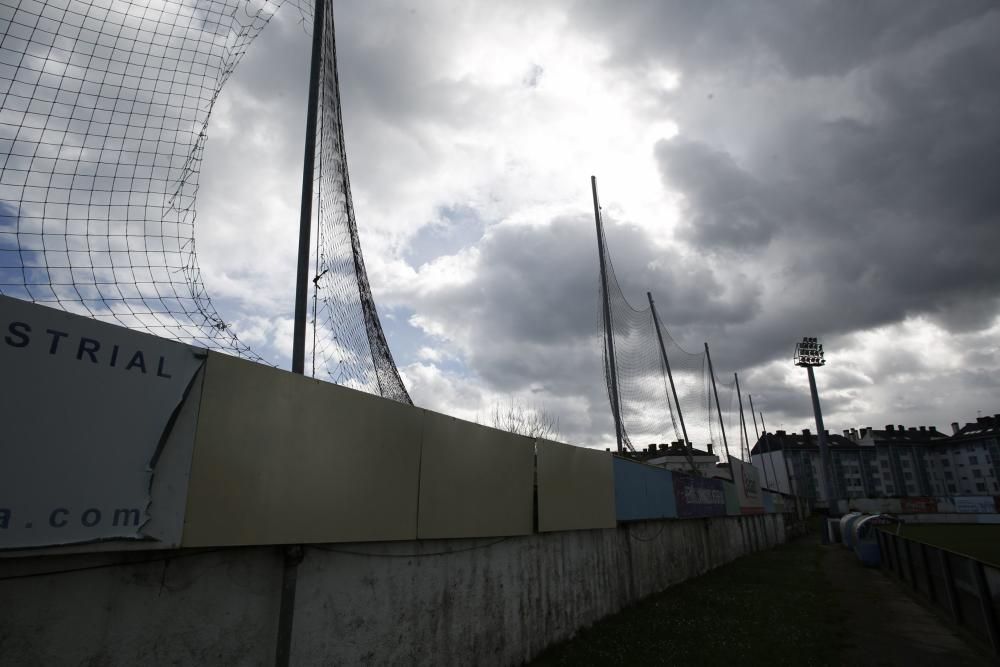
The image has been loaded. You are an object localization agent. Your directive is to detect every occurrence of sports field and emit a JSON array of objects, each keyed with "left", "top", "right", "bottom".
[{"left": 881, "top": 523, "right": 1000, "bottom": 567}]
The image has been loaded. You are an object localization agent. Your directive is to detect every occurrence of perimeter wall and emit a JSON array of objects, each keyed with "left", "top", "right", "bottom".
[
  {"left": 0, "top": 514, "right": 788, "bottom": 666},
  {"left": 0, "top": 298, "right": 802, "bottom": 665}
]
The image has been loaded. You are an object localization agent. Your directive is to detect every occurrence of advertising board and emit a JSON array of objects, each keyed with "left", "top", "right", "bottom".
[
  {"left": 730, "top": 457, "right": 764, "bottom": 514},
  {"left": 672, "top": 473, "right": 726, "bottom": 518},
  {"left": 1, "top": 296, "right": 204, "bottom": 550},
  {"left": 953, "top": 496, "right": 996, "bottom": 514},
  {"left": 536, "top": 440, "right": 616, "bottom": 532},
  {"left": 900, "top": 497, "right": 938, "bottom": 514},
  {"left": 613, "top": 457, "right": 677, "bottom": 521}
]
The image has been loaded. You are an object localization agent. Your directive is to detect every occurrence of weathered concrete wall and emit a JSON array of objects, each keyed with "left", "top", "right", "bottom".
[
  {"left": 0, "top": 513, "right": 789, "bottom": 666},
  {"left": 0, "top": 547, "right": 282, "bottom": 665}
]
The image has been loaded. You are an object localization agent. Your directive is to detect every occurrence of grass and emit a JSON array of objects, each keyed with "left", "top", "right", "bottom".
[
  {"left": 882, "top": 523, "right": 1000, "bottom": 567},
  {"left": 530, "top": 538, "right": 842, "bottom": 666}
]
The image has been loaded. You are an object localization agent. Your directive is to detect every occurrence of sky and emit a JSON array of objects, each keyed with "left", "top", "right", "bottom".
[{"left": 193, "top": 0, "right": 1000, "bottom": 450}]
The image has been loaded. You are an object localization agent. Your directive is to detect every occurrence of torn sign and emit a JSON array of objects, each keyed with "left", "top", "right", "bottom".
[{"left": 1, "top": 296, "right": 205, "bottom": 550}]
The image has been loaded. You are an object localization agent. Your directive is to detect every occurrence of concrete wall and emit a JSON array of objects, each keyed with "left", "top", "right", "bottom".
[
  {"left": 0, "top": 513, "right": 788, "bottom": 666},
  {"left": 0, "top": 547, "right": 283, "bottom": 665}
]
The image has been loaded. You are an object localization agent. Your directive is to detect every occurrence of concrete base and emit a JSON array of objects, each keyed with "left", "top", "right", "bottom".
[{"left": 1, "top": 514, "right": 789, "bottom": 666}]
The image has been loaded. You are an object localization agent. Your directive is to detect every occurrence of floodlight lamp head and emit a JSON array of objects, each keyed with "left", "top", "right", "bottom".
[{"left": 794, "top": 336, "right": 825, "bottom": 367}]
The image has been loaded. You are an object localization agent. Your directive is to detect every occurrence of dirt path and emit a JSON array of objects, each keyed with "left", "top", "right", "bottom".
[{"left": 821, "top": 544, "right": 992, "bottom": 666}]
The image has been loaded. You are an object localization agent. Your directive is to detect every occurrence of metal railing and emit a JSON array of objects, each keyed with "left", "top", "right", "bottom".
[{"left": 877, "top": 528, "right": 1000, "bottom": 656}]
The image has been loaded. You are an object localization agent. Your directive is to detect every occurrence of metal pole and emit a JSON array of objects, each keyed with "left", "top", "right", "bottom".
[
  {"left": 806, "top": 365, "right": 835, "bottom": 508},
  {"left": 973, "top": 559, "right": 1000, "bottom": 655},
  {"left": 647, "top": 292, "right": 690, "bottom": 452},
  {"left": 760, "top": 412, "right": 787, "bottom": 495},
  {"left": 292, "top": 0, "right": 326, "bottom": 376},
  {"left": 704, "top": 342, "right": 729, "bottom": 460},
  {"left": 749, "top": 395, "right": 760, "bottom": 440},
  {"left": 592, "top": 176, "right": 625, "bottom": 453},
  {"left": 748, "top": 394, "right": 764, "bottom": 478},
  {"left": 280, "top": 2, "right": 324, "bottom": 664},
  {"left": 939, "top": 548, "right": 962, "bottom": 622},
  {"left": 745, "top": 392, "right": 771, "bottom": 489},
  {"left": 734, "top": 373, "right": 751, "bottom": 461}
]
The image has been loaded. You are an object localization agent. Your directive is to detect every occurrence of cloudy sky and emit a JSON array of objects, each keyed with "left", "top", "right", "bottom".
[{"left": 193, "top": 0, "right": 1000, "bottom": 449}]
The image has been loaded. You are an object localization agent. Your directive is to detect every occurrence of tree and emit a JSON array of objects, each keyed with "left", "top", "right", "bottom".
[{"left": 490, "top": 397, "right": 561, "bottom": 441}]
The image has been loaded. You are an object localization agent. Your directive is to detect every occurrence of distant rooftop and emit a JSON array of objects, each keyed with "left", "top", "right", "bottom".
[
  {"left": 750, "top": 414, "right": 999, "bottom": 455},
  {"left": 750, "top": 429, "right": 854, "bottom": 455},
  {"left": 953, "top": 414, "right": 1000, "bottom": 440}
]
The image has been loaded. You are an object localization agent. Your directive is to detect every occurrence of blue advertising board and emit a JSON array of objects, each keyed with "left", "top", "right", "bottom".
[
  {"left": 613, "top": 457, "right": 677, "bottom": 521},
  {"left": 672, "top": 473, "right": 726, "bottom": 518},
  {"left": 762, "top": 491, "right": 775, "bottom": 514}
]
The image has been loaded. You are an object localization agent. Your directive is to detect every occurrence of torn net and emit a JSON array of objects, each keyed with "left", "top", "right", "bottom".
[{"left": 0, "top": 0, "right": 411, "bottom": 403}]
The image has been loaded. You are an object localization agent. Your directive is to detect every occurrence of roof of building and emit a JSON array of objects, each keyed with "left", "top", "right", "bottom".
[
  {"left": 626, "top": 442, "right": 717, "bottom": 461},
  {"left": 952, "top": 414, "right": 1000, "bottom": 441},
  {"left": 750, "top": 430, "right": 855, "bottom": 455},
  {"left": 853, "top": 424, "right": 949, "bottom": 444},
  {"left": 750, "top": 414, "right": 997, "bottom": 455}
]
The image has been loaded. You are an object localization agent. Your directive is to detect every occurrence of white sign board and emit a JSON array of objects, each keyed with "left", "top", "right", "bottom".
[
  {"left": 953, "top": 496, "right": 996, "bottom": 514},
  {"left": 1, "top": 296, "right": 204, "bottom": 550},
  {"left": 730, "top": 457, "right": 764, "bottom": 514}
]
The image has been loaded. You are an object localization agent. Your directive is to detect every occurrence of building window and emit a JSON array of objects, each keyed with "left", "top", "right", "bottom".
[
  {"left": 945, "top": 471, "right": 954, "bottom": 480},
  {"left": 969, "top": 456, "right": 978, "bottom": 465},
  {"left": 904, "top": 472, "right": 913, "bottom": 480},
  {"left": 901, "top": 459, "right": 911, "bottom": 468},
  {"left": 976, "top": 483, "right": 986, "bottom": 493},
  {"left": 947, "top": 484, "right": 957, "bottom": 493},
  {"left": 942, "top": 459, "right": 950, "bottom": 467},
  {"left": 973, "top": 469, "right": 983, "bottom": 478}
]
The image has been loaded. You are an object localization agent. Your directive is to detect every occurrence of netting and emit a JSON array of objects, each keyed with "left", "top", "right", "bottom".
[
  {"left": 597, "top": 218, "right": 742, "bottom": 460},
  {"left": 0, "top": 0, "right": 411, "bottom": 403},
  {"left": 310, "top": 4, "right": 409, "bottom": 401}
]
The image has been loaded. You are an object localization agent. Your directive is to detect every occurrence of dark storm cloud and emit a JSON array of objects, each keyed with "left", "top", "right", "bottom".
[
  {"left": 656, "top": 139, "right": 778, "bottom": 250},
  {"left": 557, "top": 1, "right": 1000, "bottom": 433},
  {"left": 570, "top": 0, "right": 996, "bottom": 78},
  {"left": 641, "top": 5, "right": 1000, "bottom": 367},
  {"left": 403, "top": 214, "right": 759, "bottom": 444},
  {"left": 408, "top": 214, "right": 753, "bottom": 373}
]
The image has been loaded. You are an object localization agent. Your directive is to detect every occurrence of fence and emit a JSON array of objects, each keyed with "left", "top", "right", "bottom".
[
  {"left": 2, "top": 294, "right": 807, "bottom": 556},
  {"left": 877, "top": 528, "right": 1000, "bottom": 656},
  {"left": 1, "top": 296, "right": 813, "bottom": 664}
]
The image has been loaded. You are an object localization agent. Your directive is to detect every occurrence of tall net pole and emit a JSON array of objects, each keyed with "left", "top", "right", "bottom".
[
  {"left": 648, "top": 291, "right": 695, "bottom": 471},
  {"left": 734, "top": 373, "right": 752, "bottom": 462},
  {"left": 704, "top": 342, "right": 729, "bottom": 460},
  {"left": 292, "top": 0, "right": 325, "bottom": 376},
  {"left": 592, "top": 176, "right": 625, "bottom": 453},
  {"left": 748, "top": 393, "right": 773, "bottom": 489}
]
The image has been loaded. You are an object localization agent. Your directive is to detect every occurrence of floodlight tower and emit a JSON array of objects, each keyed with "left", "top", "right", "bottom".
[{"left": 794, "top": 337, "right": 835, "bottom": 508}]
